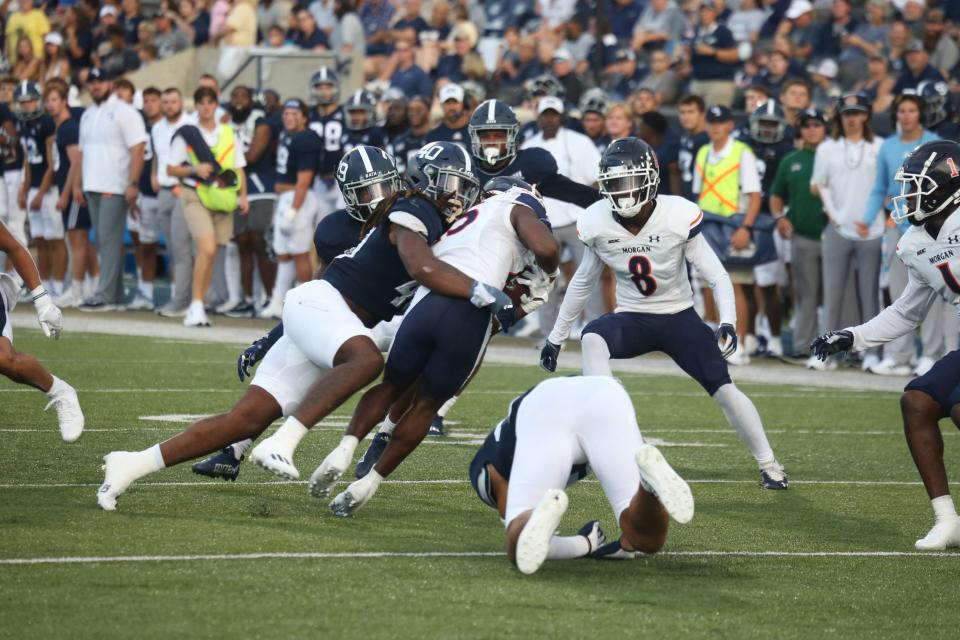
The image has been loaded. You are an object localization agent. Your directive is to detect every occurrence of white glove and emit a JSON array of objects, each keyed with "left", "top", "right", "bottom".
[
  {"left": 278, "top": 206, "right": 299, "bottom": 236},
  {"left": 515, "top": 265, "right": 559, "bottom": 314},
  {"left": 32, "top": 287, "right": 62, "bottom": 340}
]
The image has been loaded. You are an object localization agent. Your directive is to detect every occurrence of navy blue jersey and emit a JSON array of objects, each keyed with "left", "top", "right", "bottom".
[
  {"left": 139, "top": 113, "right": 158, "bottom": 197},
  {"left": 475, "top": 147, "right": 601, "bottom": 209},
  {"left": 518, "top": 116, "right": 584, "bottom": 144},
  {"left": 743, "top": 135, "right": 794, "bottom": 210},
  {"left": 309, "top": 106, "right": 347, "bottom": 176},
  {"left": 314, "top": 208, "right": 364, "bottom": 264},
  {"left": 385, "top": 128, "right": 426, "bottom": 176},
  {"left": 239, "top": 110, "right": 280, "bottom": 197},
  {"left": 53, "top": 116, "right": 80, "bottom": 191},
  {"left": 932, "top": 120, "right": 960, "bottom": 142},
  {"left": 469, "top": 386, "right": 589, "bottom": 509},
  {"left": 678, "top": 130, "right": 709, "bottom": 201},
  {"left": 322, "top": 195, "right": 444, "bottom": 323},
  {"left": 424, "top": 122, "right": 469, "bottom": 145},
  {"left": 17, "top": 115, "right": 55, "bottom": 189},
  {"left": 341, "top": 126, "right": 386, "bottom": 157},
  {"left": 592, "top": 134, "right": 611, "bottom": 154},
  {"left": 653, "top": 134, "right": 681, "bottom": 196},
  {"left": 276, "top": 128, "right": 322, "bottom": 186},
  {"left": 0, "top": 103, "right": 22, "bottom": 172}
]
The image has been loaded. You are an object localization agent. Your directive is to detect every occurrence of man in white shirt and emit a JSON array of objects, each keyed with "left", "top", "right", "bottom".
[
  {"left": 77, "top": 68, "right": 147, "bottom": 311},
  {"left": 152, "top": 88, "right": 194, "bottom": 317}
]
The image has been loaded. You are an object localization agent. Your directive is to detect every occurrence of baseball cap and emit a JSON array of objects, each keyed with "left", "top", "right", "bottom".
[
  {"left": 537, "top": 96, "right": 565, "bottom": 115},
  {"left": 439, "top": 83, "right": 465, "bottom": 103},
  {"left": 552, "top": 49, "right": 573, "bottom": 63},
  {"left": 798, "top": 108, "right": 827, "bottom": 126},
  {"left": 44, "top": 32, "right": 63, "bottom": 47},
  {"left": 807, "top": 58, "right": 838, "bottom": 79},
  {"left": 100, "top": 5, "right": 119, "bottom": 18},
  {"left": 837, "top": 92, "right": 871, "bottom": 115},
  {"left": 905, "top": 40, "right": 926, "bottom": 53},
  {"left": 785, "top": 0, "right": 814, "bottom": 19},
  {"left": 283, "top": 98, "right": 309, "bottom": 116},
  {"left": 87, "top": 67, "right": 112, "bottom": 82},
  {"left": 705, "top": 105, "right": 733, "bottom": 123}
]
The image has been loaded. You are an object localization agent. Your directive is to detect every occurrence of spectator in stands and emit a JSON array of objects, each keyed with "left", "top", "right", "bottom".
[
  {"left": 842, "top": 0, "right": 889, "bottom": 72},
  {"left": 757, "top": 49, "right": 792, "bottom": 98},
  {"left": 638, "top": 49, "right": 680, "bottom": 106},
  {"left": 100, "top": 24, "right": 142, "bottom": 77},
  {"left": 630, "top": 87, "right": 659, "bottom": 119},
  {"left": 551, "top": 49, "right": 582, "bottom": 106},
  {"left": 815, "top": 0, "right": 856, "bottom": 61},
  {"left": 923, "top": 10, "right": 958, "bottom": 80},
  {"left": 606, "top": 0, "right": 643, "bottom": 43},
  {"left": 776, "top": 0, "right": 815, "bottom": 62},
  {"left": 261, "top": 0, "right": 294, "bottom": 34},
  {"left": 892, "top": 40, "right": 945, "bottom": 94},
  {"left": 497, "top": 33, "right": 542, "bottom": 95},
  {"left": 209, "top": 0, "right": 231, "bottom": 41},
  {"left": 425, "top": 83, "right": 469, "bottom": 144},
  {"left": 605, "top": 101, "right": 634, "bottom": 141},
  {"left": 361, "top": 0, "right": 395, "bottom": 77},
  {"left": 330, "top": 0, "right": 365, "bottom": 57},
  {"left": 216, "top": 0, "right": 257, "bottom": 47},
  {"left": 291, "top": 5, "right": 329, "bottom": 50},
  {"left": 65, "top": 6, "right": 94, "bottom": 83},
  {"left": 121, "top": 0, "right": 145, "bottom": 45},
  {"left": 392, "top": 0, "right": 429, "bottom": 45},
  {"left": 807, "top": 58, "right": 842, "bottom": 111},
  {"left": 685, "top": 1, "right": 740, "bottom": 107},
  {"left": 94, "top": 5, "right": 122, "bottom": 51},
  {"left": 435, "top": 27, "right": 478, "bottom": 85},
  {"left": 138, "top": 21, "right": 157, "bottom": 51},
  {"left": 5, "top": 0, "right": 50, "bottom": 63},
  {"left": 153, "top": 10, "right": 191, "bottom": 59},
  {"left": 779, "top": 78, "right": 811, "bottom": 128},
  {"left": 884, "top": 20, "right": 910, "bottom": 76},
  {"left": 538, "top": 0, "right": 578, "bottom": 32},
  {"left": 728, "top": 0, "right": 766, "bottom": 45},
  {"left": 900, "top": 0, "right": 925, "bottom": 39},
  {"left": 12, "top": 36, "right": 41, "bottom": 82},
  {"left": 41, "top": 33, "right": 71, "bottom": 85},
  {"left": 853, "top": 54, "right": 895, "bottom": 112},
  {"left": 174, "top": 0, "right": 211, "bottom": 47},
  {"left": 390, "top": 40, "right": 433, "bottom": 99},
  {"left": 631, "top": 0, "right": 686, "bottom": 54},
  {"left": 604, "top": 48, "right": 646, "bottom": 101},
  {"left": 562, "top": 15, "right": 593, "bottom": 73}
]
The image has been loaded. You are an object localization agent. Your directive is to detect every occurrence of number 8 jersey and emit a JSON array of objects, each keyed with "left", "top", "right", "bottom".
[{"left": 549, "top": 194, "right": 736, "bottom": 344}]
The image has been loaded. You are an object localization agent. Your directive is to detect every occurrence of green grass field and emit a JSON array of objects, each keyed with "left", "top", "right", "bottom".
[{"left": 1, "top": 329, "right": 958, "bottom": 639}]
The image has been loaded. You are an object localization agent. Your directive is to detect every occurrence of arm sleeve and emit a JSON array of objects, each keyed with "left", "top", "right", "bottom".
[
  {"left": 537, "top": 171, "right": 603, "bottom": 208},
  {"left": 848, "top": 271, "right": 938, "bottom": 350},
  {"left": 686, "top": 233, "right": 736, "bottom": 326},
  {"left": 547, "top": 246, "right": 605, "bottom": 344},
  {"left": 862, "top": 145, "right": 888, "bottom": 227}
]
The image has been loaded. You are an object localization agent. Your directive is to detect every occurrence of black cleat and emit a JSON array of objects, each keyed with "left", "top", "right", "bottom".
[
  {"left": 428, "top": 415, "right": 445, "bottom": 436},
  {"left": 354, "top": 432, "right": 390, "bottom": 478},
  {"left": 192, "top": 447, "right": 243, "bottom": 481}
]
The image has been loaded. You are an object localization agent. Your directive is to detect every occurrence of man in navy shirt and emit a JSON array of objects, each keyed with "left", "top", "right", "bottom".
[
  {"left": 892, "top": 41, "right": 946, "bottom": 95},
  {"left": 391, "top": 0, "right": 430, "bottom": 45},
  {"left": 685, "top": 1, "right": 740, "bottom": 107},
  {"left": 606, "top": 0, "right": 644, "bottom": 42},
  {"left": 389, "top": 40, "right": 433, "bottom": 98},
  {"left": 425, "top": 83, "right": 470, "bottom": 145}
]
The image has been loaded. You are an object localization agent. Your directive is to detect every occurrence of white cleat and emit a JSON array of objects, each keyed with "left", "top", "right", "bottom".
[
  {"left": 249, "top": 437, "right": 300, "bottom": 480},
  {"left": 635, "top": 444, "right": 695, "bottom": 523},
  {"left": 308, "top": 445, "right": 353, "bottom": 498},
  {"left": 97, "top": 451, "right": 139, "bottom": 511},
  {"left": 45, "top": 384, "right": 84, "bottom": 443},
  {"left": 915, "top": 518, "right": 960, "bottom": 551},
  {"left": 329, "top": 474, "right": 380, "bottom": 517},
  {"left": 515, "top": 489, "right": 568, "bottom": 575}
]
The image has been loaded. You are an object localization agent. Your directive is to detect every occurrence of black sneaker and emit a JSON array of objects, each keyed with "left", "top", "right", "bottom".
[{"left": 224, "top": 301, "right": 256, "bottom": 318}]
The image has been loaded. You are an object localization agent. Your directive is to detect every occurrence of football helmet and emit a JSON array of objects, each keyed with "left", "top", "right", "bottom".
[
  {"left": 579, "top": 88, "right": 610, "bottom": 116},
  {"left": 916, "top": 80, "right": 951, "bottom": 128},
  {"left": 749, "top": 100, "right": 787, "bottom": 144},
  {"left": 483, "top": 175, "right": 536, "bottom": 196},
  {"left": 344, "top": 89, "right": 377, "bottom": 130},
  {"left": 598, "top": 137, "right": 660, "bottom": 218},
  {"left": 336, "top": 145, "right": 403, "bottom": 222},
  {"left": 408, "top": 141, "right": 481, "bottom": 223},
  {"left": 13, "top": 80, "right": 43, "bottom": 121},
  {"left": 468, "top": 99, "right": 520, "bottom": 167},
  {"left": 891, "top": 139, "right": 960, "bottom": 224},
  {"left": 309, "top": 66, "right": 340, "bottom": 106}
]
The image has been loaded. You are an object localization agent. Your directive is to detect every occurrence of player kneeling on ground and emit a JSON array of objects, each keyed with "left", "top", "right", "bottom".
[
  {"left": 0, "top": 219, "right": 83, "bottom": 441},
  {"left": 471, "top": 376, "right": 693, "bottom": 575},
  {"left": 812, "top": 140, "right": 960, "bottom": 550}
]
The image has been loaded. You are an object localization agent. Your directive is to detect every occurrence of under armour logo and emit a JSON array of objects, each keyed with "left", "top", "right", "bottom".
[
  {"left": 647, "top": 235, "right": 660, "bottom": 243},
  {"left": 947, "top": 235, "right": 960, "bottom": 245}
]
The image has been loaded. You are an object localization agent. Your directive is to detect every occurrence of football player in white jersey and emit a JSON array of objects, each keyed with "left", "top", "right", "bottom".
[
  {"left": 312, "top": 167, "right": 561, "bottom": 516},
  {"left": 471, "top": 376, "right": 694, "bottom": 575},
  {"left": 813, "top": 140, "right": 960, "bottom": 550},
  {"left": 540, "top": 137, "right": 788, "bottom": 490}
]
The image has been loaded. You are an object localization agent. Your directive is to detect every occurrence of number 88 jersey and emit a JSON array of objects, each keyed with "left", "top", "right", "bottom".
[{"left": 576, "top": 194, "right": 705, "bottom": 314}]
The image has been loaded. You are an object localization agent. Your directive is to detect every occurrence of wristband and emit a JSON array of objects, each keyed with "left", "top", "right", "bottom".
[{"left": 30, "top": 285, "right": 48, "bottom": 302}]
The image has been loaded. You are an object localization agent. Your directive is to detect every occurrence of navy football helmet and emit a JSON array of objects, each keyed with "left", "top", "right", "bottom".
[
  {"left": 892, "top": 139, "right": 960, "bottom": 224},
  {"left": 598, "top": 137, "right": 660, "bottom": 218},
  {"left": 408, "top": 141, "right": 481, "bottom": 223},
  {"left": 916, "top": 80, "right": 951, "bottom": 128},
  {"left": 749, "top": 100, "right": 787, "bottom": 144},
  {"left": 309, "top": 66, "right": 340, "bottom": 106},
  {"left": 469, "top": 99, "right": 520, "bottom": 167},
  {"left": 344, "top": 89, "right": 377, "bottom": 130},
  {"left": 336, "top": 145, "right": 403, "bottom": 222},
  {"left": 483, "top": 175, "right": 536, "bottom": 196},
  {"left": 13, "top": 80, "right": 43, "bottom": 121}
]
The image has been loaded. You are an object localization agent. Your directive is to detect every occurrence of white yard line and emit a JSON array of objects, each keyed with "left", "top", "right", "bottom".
[{"left": 1, "top": 549, "right": 957, "bottom": 566}]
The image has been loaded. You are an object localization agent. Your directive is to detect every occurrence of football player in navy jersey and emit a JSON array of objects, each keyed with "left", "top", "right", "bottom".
[
  {"left": 741, "top": 100, "right": 795, "bottom": 358},
  {"left": 677, "top": 95, "right": 710, "bottom": 202},
  {"left": 386, "top": 95, "right": 431, "bottom": 176},
  {"left": 916, "top": 80, "right": 960, "bottom": 141},
  {"left": 0, "top": 80, "right": 25, "bottom": 254},
  {"left": 260, "top": 99, "right": 323, "bottom": 320},
  {"left": 341, "top": 89, "right": 386, "bottom": 154},
  {"left": 308, "top": 66, "right": 348, "bottom": 226},
  {"left": 43, "top": 80, "right": 95, "bottom": 309},
  {"left": 14, "top": 81, "right": 66, "bottom": 298},
  {"left": 97, "top": 144, "right": 512, "bottom": 509}
]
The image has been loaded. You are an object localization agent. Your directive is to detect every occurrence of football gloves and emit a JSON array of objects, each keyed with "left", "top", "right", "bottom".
[
  {"left": 715, "top": 323, "right": 737, "bottom": 359},
  {"left": 470, "top": 281, "right": 517, "bottom": 331},
  {"left": 277, "top": 206, "right": 299, "bottom": 236},
  {"left": 237, "top": 323, "right": 285, "bottom": 381},
  {"left": 540, "top": 340, "right": 561, "bottom": 372},
  {"left": 32, "top": 288, "right": 62, "bottom": 340},
  {"left": 515, "top": 265, "right": 559, "bottom": 314},
  {"left": 810, "top": 330, "right": 853, "bottom": 361}
]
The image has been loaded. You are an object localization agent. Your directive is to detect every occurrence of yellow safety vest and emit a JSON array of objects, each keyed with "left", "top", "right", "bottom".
[
  {"left": 695, "top": 140, "right": 747, "bottom": 217},
  {"left": 186, "top": 124, "right": 240, "bottom": 213}
]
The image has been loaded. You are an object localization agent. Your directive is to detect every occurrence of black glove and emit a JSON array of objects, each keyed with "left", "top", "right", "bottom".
[
  {"left": 237, "top": 323, "right": 284, "bottom": 381},
  {"left": 540, "top": 341, "right": 560, "bottom": 372},
  {"left": 715, "top": 323, "right": 738, "bottom": 359},
  {"left": 810, "top": 330, "right": 853, "bottom": 361}
]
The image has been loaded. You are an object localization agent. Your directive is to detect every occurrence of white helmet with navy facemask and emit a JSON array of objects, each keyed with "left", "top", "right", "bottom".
[
  {"left": 408, "top": 141, "right": 481, "bottom": 224},
  {"left": 892, "top": 139, "right": 960, "bottom": 225},
  {"left": 598, "top": 137, "right": 661, "bottom": 218},
  {"left": 336, "top": 145, "right": 403, "bottom": 222}
]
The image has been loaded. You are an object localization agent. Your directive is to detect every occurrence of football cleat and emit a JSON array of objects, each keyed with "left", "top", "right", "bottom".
[
  {"left": 515, "top": 489, "right": 568, "bottom": 575},
  {"left": 428, "top": 415, "right": 445, "bottom": 436},
  {"left": 249, "top": 437, "right": 299, "bottom": 480},
  {"left": 97, "top": 451, "right": 138, "bottom": 511},
  {"left": 634, "top": 444, "right": 695, "bottom": 523},
  {"left": 329, "top": 473, "right": 381, "bottom": 517},
  {"left": 915, "top": 518, "right": 960, "bottom": 550},
  {"left": 760, "top": 461, "right": 789, "bottom": 490},
  {"left": 592, "top": 540, "right": 640, "bottom": 560},
  {"left": 577, "top": 520, "right": 606, "bottom": 555},
  {"left": 354, "top": 432, "right": 389, "bottom": 479},
  {"left": 192, "top": 447, "right": 243, "bottom": 481},
  {"left": 46, "top": 383, "right": 84, "bottom": 443},
  {"left": 308, "top": 444, "right": 354, "bottom": 498}
]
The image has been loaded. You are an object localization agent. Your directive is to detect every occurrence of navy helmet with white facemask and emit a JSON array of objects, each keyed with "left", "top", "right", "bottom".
[
  {"left": 336, "top": 145, "right": 403, "bottom": 222},
  {"left": 468, "top": 99, "right": 520, "bottom": 167},
  {"left": 892, "top": 139, "right": 960, "bottom": 225},
  {"left": 598, "top": 137, "right": 661, "bottom": 219},
  {"left": 408, "top": 141, "right": 481, "bottom": 224}
]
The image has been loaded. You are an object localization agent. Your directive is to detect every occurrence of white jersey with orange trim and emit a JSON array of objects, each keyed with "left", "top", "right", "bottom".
[{"left": 549, "top": 195, "right": 736, "bottom": 343}]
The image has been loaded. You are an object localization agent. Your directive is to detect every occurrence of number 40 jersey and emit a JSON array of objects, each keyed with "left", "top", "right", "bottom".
[{"left": 548, "top": 195, "right": 736, "bottom": 344}]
